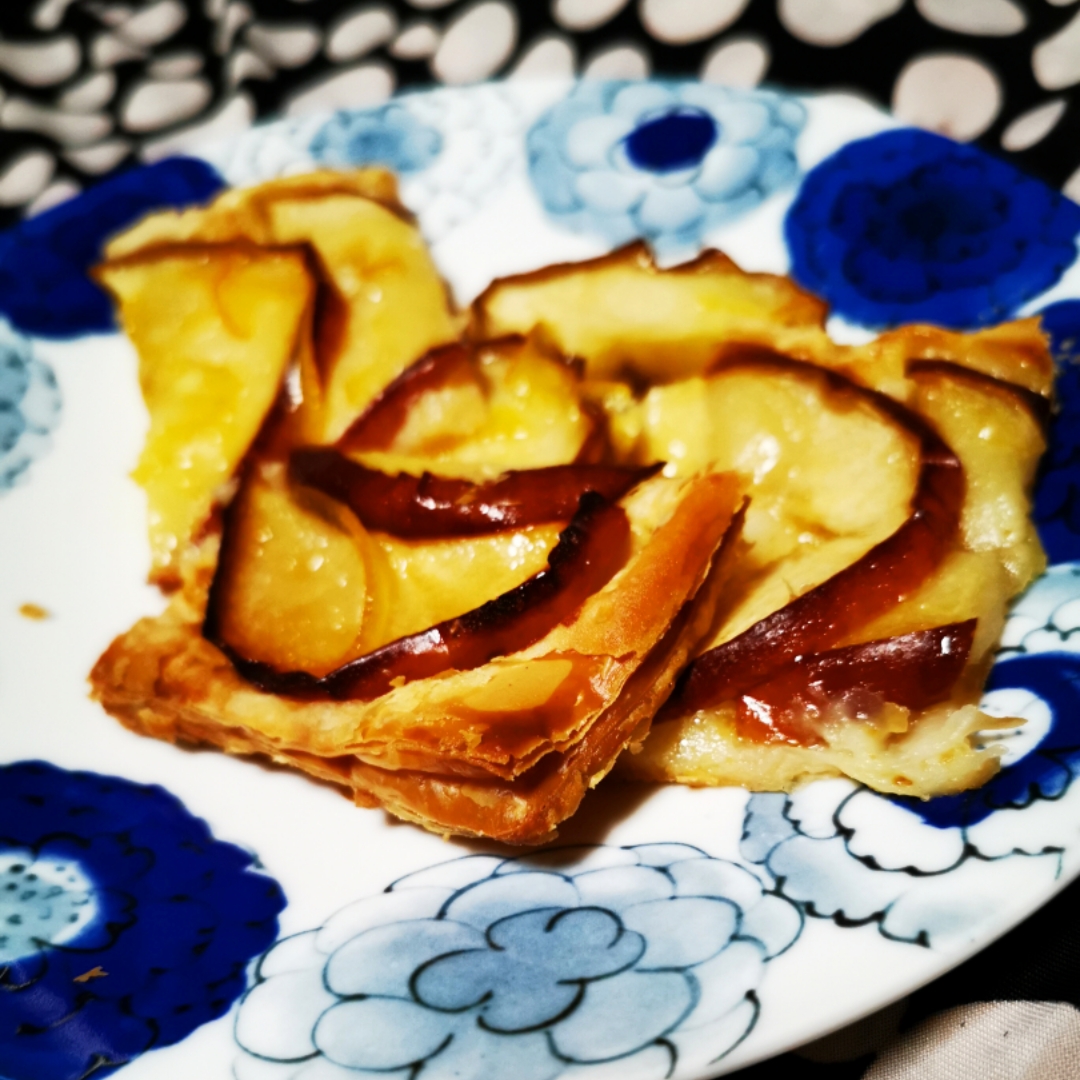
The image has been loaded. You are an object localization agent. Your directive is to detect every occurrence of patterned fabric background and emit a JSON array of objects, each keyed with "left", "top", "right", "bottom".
[{"left": 2, "top": 0, "right": 1080, "bottom": 230}]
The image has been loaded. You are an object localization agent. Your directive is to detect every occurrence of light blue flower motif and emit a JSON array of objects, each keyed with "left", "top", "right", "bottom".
[
  {"left": 203, "top": 86, "right": 524, "bottom": 245},
  {"left": 527, "top": 81, "right": 805, "bottom": 255},
  {"left": 0, "top": 321, "right": 60, "bottom": 493},
  {"left": 310, "top": 103, "right": 442, "bottom": 174},
  {"left": 234, "top": 844, "right": 802, "bottom": 1080},
  {"left": 741, "top": 565, "right": 1080, "bottom": 949}
]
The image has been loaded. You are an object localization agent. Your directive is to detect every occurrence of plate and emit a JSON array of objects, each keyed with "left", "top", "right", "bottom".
[{"left": 3, "top": 78, "right": 1080, "bottom": 1080}]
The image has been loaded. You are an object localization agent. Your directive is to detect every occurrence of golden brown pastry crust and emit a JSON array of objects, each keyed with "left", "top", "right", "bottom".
[{"left": 91, "top": 471, "right": 743, "bottom": 843}]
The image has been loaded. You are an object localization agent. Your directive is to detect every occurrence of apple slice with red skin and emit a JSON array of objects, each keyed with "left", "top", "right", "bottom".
[
  {"left": 339, "top": 342, "right": 478, "bottom": 452},
  {"left": 673, "top": 349, "right": 966, "bottom": 714},
  {"left": 735, "top": 619, "right": 976, "bottom": 745},
  {"left": 338, "top": 335, "right": 607, "bottom": 468},
  {"left": 290, "top": 447, "right": 660, "bottom": 537},
  {"left": 206, "top": 490, "right": 631, "bottom": 701}
]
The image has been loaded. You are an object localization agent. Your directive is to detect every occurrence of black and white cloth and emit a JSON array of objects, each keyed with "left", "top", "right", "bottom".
[{"left": 2, "top": 0, "right": 1080, "bottom": 228}]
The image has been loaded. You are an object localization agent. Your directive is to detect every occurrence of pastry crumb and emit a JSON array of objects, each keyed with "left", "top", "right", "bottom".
[
  {"left": 18, "top": 603, "right": 50, "bottom": 620},
  {"left": 73, "top": 966, "right": 107, "bottom": 983}
]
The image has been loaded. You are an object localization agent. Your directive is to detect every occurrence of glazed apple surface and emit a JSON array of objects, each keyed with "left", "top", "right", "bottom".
[
  {"left": 203, "top": 322, "right": 644, "bottom": 688},
  {"left": 732, "top": 620, "right": 976, "bottom": 746},
  {"left": 289, "top": 449, "right": 657, "bottom": 537},
  {"left": 234, "top": 491, "right": 634, "bottom": 703},
  {"left": 625, "top": 350, "right": 924, "bottom": 647},
  {"left": 664, "top": 355, "right": 966, "bottom": 713},
  {"left": 342, "top": 337, "right": 603, "bottom": 477},
  {"left": 473, "top": 242, "right": 829, "bottom": 383},
  {"left": 95, "top": 243, "right": 313, "bottom": 588},
  {"left": 622, "top": 331, "right": 1050, "bottom": 796},
  {"left": 204, "top": 456, "right": 633, "bottom": 699},
  {"left": 103, "top": 169, "right": 463, "bottom": 446}
]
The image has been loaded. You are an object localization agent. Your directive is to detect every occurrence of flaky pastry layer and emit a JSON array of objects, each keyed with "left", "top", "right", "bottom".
[{"left": 91, "top": 472, "right": 742, "bottom": 843}]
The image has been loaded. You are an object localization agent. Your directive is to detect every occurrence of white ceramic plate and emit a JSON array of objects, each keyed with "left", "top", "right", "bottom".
[{"left": 4, "top": 79, "right": 1080, "bottom": 1080}]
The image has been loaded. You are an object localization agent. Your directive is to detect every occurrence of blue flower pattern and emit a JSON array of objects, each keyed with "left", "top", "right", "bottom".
[
  {"left": 234, "top": 845, "right": 801, "bottom": 1080},
  {"left": 0, "top": 761, "right": 286, "bottom": 1080},
  {"left": 0, "top": 157, "right": 222, "bottom": 339},
  {"left": 785, "top": 128, "right": 1080, "bottom": 330},
  {"left": 897, "top": 653, "right": 1080, "bottom": 829},
  {"left": 310, "top": 103, "right": 443, "bottom": 174},
  {"left": 1033, "top": 300, "right": 1080, "bottom": 564},
  {"left": 740, "top": 565, "right": 1080, "bottom": 947},
  {"left": 528, "top": 82, "right": 804, "bottom": 254},
  {"left": 0, "top": 321, "right": 60, "bottom": 493}
]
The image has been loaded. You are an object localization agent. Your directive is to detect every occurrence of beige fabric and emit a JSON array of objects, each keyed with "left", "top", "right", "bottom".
[{"left": 863, "top": 1001, "right": 1080, "bottom": 1080}]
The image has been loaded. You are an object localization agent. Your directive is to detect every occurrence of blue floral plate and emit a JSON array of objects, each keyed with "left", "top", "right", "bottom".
[{"left": 3, "top": 79, "right": 1080, "bottom": 1080}]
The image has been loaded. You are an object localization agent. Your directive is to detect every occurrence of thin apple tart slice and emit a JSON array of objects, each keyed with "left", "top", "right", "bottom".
[
  {"left": 91, "top": 196, "right": 748, "bottom": 841},
  {"left": 619, "top": 329, "right": 1051, "bottom": 797},
  {"left": 91, "top": 465, "right": 744, "bottom": 842}
]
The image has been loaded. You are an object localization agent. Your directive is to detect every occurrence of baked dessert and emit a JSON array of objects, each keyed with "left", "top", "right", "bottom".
[
  {"left": 90, "top": 170, "right": 1052, "bottom": 841},
  {"left": 475, "top": 255, "right": 1051, "bottom": 796},
  {"left": 89, "top": 174, "right": 745, "bottom": 843}
]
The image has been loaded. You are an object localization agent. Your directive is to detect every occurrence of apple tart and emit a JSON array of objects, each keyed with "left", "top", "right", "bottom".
[
  {"left": 474, "top": 250, "right": 1051, "bottom": 797},
  {"left": 89, "top": 174, "right": 745, "bottom": 843},
  {"left": 90, "top": 171, "right": 1053, "bottom": 841}
]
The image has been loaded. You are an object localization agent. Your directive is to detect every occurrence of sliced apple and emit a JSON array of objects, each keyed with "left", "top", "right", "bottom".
[
  {"left": 819, "top": 318, "right": 1055, "bottom": 404},
  {"left": 368, "top": 523, "right": 561, "bottom": 646},
  {"left": 103, "top": 168, "right": 406, "bottom": 257},
  {"left": 840, "top": 361, "right": 1048, "bottom": 666},
  {"left": 674, "top": 357, "right": 965, "bottom": 714},
  {"left": 205, "top": 456, "right": 565, "bottom": 682},
  {"left": 218, "top": 491, "right": 631, "bottom": 701},
  {"left": 339, "top": 342, "right": 479, "bottom": 452},
  {"left": 906, "top": 360, "right": 1048, "bottom": 590},
  {"left": 472, "top": 242, "right": 830, "bottom": 383},
  {"left": 735, "top": 620, "right": 976, "bottom": 745},
  {"left": 627, "top": 349, "right": 926, "bottom": 656},
  {"left": 204, "top": 461, "right": 373, "bottom": 678},
  {"left": 103, "top": 169, "right": 464, "bottom": 446},
  {"left": 95, "top": 243, "right": 314, "bottom": 587},
  {"left": 290, "top": 447, "right": 660, "bottom": 537},
  {"left": 632, "top": 348, "right": 922, "bottom": 569},
  {"left": 342, "top": 336, "right": 601, "bottom": 478},
  {"left": 265, "top": 193, "right": 463, "bottom": 443},
  {"left": 324, "top": 493, "right": 631, "bottom": 700}
]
